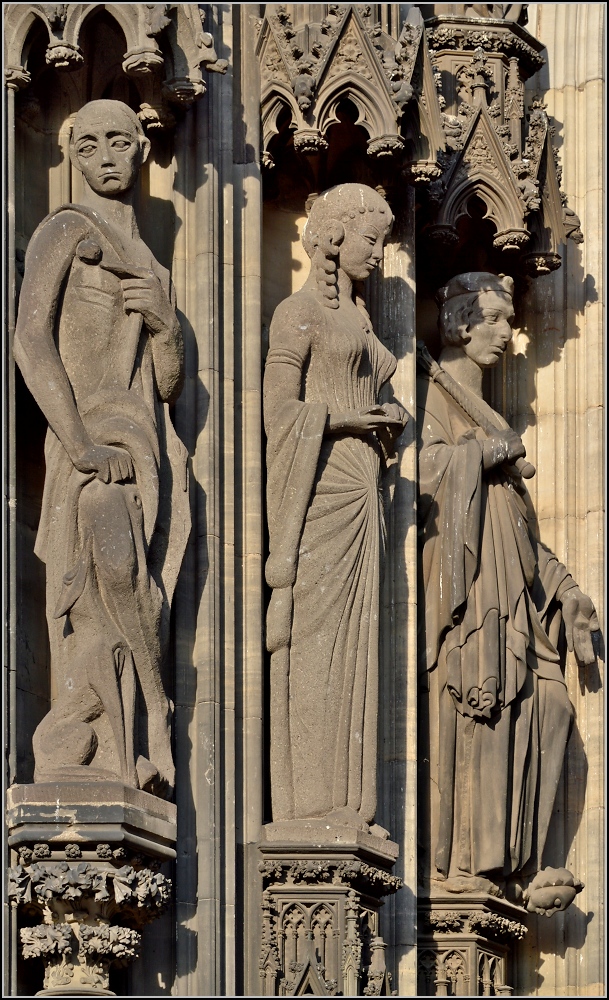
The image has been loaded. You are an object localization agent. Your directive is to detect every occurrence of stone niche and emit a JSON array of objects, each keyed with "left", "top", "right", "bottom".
[{"left": 3, "top": 3, "right": 605, "bottom": 999}]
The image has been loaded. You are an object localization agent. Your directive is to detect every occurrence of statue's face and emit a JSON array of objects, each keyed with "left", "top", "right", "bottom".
[
  {"left": 71, "top": 110, "right": 147, "bottom": 196},
  {"left": 461, "top": 289, "right": 514, "bottom": 368},
  {"left": 338, "top": 219, "right": 388, "bottom": 282}
]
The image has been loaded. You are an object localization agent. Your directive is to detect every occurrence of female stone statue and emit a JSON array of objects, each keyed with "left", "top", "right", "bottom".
[
  {"left": 264, "top": 184, "right": 407, "bottom": 829},
  {"left": 14, "top": 100, "right": 190, "bottom": 797},
  {"left": 417, "top": 272, "right": 599, "bottom": 908}
]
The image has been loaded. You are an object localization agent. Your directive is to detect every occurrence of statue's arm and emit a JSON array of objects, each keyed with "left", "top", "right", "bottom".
[
  {"left": 535, "top": 539, "right": 600, "bottom": 666},
  {"left": 14, "top": 214, "right": 134, "bottom": 484},
  {"left": 264, "top": 294, "right": 406, "bottom": 438},
  {"left": 263, "top": 298, "right": 310, "bottom": 435},
  {"left": 14, "top": 214, "right": 93, "bottom": 462}
]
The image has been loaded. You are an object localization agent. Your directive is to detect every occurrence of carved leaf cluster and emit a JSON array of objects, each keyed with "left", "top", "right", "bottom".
[
  {"left": 259, "top": 858, "right": 402, "bottom": 894},
  {"left": 9, "top": 860, "right": 171, "bottom": 920},
  {"left": 79, "top": 923, "right": 142, "bottom": 960},
  {"left": 21, "top": 923, "right": 73, "bottom": 959}
]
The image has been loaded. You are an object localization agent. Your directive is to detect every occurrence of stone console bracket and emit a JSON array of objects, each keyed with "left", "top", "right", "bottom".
[
  {"left": 258, "top": 824, "right": 402, "bottom": 997},
  {"left": 7, "top": 783, "right": 176, "bottom": 997},
  {"left": 417, "top": 891, "right": 528, "bottom": 997}
]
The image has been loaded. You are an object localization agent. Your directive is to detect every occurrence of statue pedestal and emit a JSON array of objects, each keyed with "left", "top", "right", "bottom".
[
  {"left": 7, "top": 783, "right": 176, "bottom": 997},
  {"left": 258, "top": 823, "right": 401, "bottom": 997},
  {"left": 417, "top": 885, "right": 528, "bottom": 997}
]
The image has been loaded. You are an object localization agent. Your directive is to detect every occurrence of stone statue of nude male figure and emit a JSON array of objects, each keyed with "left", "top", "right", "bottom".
[{"left": 14, "top": 100, "right": 190, "bottom": 798}]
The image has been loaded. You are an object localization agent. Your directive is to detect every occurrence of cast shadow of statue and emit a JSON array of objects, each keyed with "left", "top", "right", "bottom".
[
  {"left": 504, "top": 260, "right": 599, "bottom": 435},
  {"left": 514, "top": 717, "right": 595, "bottom": 992},
  {"left": 171, "top": 305, "right": 211, "bottom": 986}
]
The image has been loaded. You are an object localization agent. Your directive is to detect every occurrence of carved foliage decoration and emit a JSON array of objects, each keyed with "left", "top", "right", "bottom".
[
  {"left": 257, "top": 3, "right": 445, "bottom": 171},
  {"left": 3, "top": 3, "right": 227, "bottom": 127},
  {"left": 425, "top": 6, "right": 583, "bottom": 276},
  {"left": 9, "top": 842, "right": 171, "bottom": 994},
  {"left": 417, "top": 894, "right": 527, "bottom": 997}
]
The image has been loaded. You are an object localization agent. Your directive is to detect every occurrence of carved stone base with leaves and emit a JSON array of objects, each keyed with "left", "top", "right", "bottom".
[
  {"left": 258, "top": 840, "right": 402, "bottom": 997},
  {"left": 9, "top": 843, "right": 170, "bottom": 996},
  {"left": 7, "top": 782, "right": 176, "bottom": 997},
  {"left": 417, "top": 890, "right": 527, "bottom": 998}
]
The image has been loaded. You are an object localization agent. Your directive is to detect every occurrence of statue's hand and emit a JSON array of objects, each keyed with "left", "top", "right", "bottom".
[
  {"left": 120, "top": 269, "right": 177, "bottom": 338},
  {"left": 482, "top": 428, "right": 526, "bottom": 470},
  {"left": 73, "top": 443, "right": 134, "bottom": 484},
  {"left": 561, "top": 587, "right": 600, "bottom": 666},
  {"left": 327, "top": 407, "right": 405, "bottom": 435},
  {"left": 379, "top": 402, "right": 409, "bottom": 428}
]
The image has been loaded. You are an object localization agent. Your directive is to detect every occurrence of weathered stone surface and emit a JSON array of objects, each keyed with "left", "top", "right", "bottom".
[
  {"left": 258, "top": 840, "right": 402, "bottom": 997},
  {"left": 8, "top": 782, "right": 176, "bottom": 996},
  {"left": 416, "top": 269, "right": 601, "bottom": 998},
  {"left": 263, "top": 183, "right": 408, "bottom": 830},
  {"left": 417, "top": 271, "right": 599, "bottom": 897},
  {"left": 13, "top": 99, "right": 190, "bottom": 800},
  {"left": 7, "top": 782, "right": 177, "bottom": 859}
]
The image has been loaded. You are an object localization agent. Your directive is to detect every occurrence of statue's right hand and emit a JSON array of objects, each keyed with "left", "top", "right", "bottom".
[
  {"left": 482, "top": 428, "right": 526, "bottom": 470},
  {"left": 72, "top": 444, "right": 134, "bottom": 484},
  {"left": 328, "top": 407, "right": 405, "bottom": 435}
]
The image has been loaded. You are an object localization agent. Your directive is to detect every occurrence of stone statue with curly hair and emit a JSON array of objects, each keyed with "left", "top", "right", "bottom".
[{"left": 264, "top": 183, "right": 408, "bottom": 831}]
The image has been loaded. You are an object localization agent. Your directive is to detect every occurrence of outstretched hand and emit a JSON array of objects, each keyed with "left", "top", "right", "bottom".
[{"left": 561, "top": 587, "right": 601, "bottom": 666}]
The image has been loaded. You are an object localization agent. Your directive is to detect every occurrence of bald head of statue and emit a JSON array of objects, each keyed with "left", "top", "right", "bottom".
[{"left": 69, "top": 99, "right": 150, "bottom": 198}]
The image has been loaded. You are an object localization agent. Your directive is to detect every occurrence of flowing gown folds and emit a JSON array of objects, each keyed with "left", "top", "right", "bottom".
[{"left": 265, "top": 290, "right": 396, "bottom": 823}]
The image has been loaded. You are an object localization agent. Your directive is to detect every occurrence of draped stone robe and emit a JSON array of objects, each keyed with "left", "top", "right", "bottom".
[
  {"left": 417, "top": 372, "right": 574, "bottom": 878},
  {"left": 265, "top": 289, "right": 396, "bottom": 823},
  {"left": 17, "top": 204, "right": 190, "bottom": 785}
]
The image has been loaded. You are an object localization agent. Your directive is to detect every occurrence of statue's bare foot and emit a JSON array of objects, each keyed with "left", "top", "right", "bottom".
[{"left": 523, "top": 867, "right": 584, "bottom": 917}]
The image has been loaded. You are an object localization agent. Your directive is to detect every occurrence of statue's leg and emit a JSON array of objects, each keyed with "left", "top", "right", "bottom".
[
  {"left": 79, "top": 479, "right": 174, "bottom": 794},
  {"left": 84, "top": 639, "right": 138, "bottom": 788}
]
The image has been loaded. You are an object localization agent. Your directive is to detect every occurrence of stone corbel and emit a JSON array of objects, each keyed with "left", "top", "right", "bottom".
[
  {"left": 258, "top": 830, "right": 402, "bottom": 998},
  {"left": 7, "top": 782, "right": 176, "bottom": 997}
]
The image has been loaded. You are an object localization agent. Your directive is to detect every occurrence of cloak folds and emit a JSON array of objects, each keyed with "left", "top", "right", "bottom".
[
  {"left": 30, "top": 205, "right": 190, "bottom": 778},
  {"left": 417, "top": 373, "right": 574, "bottom": 877}
]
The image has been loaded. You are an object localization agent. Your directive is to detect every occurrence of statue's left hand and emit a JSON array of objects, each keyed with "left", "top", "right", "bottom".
[
  {"left": 380, "top": 402, "right": 408, "bottom": 429},
  {"left": 561, "top": 587, "right": 601, "bottom": 665},
  {"left": 120, "top": 269, "right": 178, "bottom": 338}
]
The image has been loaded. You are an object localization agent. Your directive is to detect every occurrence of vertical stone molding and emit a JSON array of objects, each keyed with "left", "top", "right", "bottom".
[{"left": 7, "top": 783, "right": 176, "bottom": 996}]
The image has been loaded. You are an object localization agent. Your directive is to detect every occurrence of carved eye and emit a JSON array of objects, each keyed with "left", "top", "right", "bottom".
[{"left": 77, "top": 143, "right": 96, "bottom": 157}]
